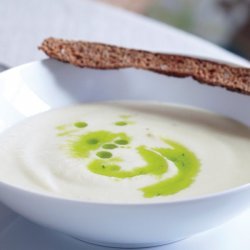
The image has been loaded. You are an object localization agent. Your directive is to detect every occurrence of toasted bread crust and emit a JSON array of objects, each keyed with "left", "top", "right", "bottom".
[{"left": 39, "top": 37, "right": 250, "bottom": 95}]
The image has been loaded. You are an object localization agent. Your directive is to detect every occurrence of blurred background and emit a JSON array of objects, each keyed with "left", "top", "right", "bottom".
[
  {"left": 0, "top": 0, "right": 249, "bottom": 67},
  {"left": 100, "top": 0, "right": 250, "bottom": 60}
]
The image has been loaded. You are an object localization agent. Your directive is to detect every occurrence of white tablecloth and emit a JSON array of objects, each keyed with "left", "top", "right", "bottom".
[{"left": 0, "top": 0, "right": 249, "bottom": 249}]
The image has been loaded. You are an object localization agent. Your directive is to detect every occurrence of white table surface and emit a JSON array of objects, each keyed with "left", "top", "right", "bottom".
[{"left": 0, "top": 0, "right": 249, "bottom": 249}]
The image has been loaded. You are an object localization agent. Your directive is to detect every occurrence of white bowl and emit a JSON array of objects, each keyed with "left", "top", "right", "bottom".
[{"left": 0, "top": 59, "right": 249, "bottom": 248}]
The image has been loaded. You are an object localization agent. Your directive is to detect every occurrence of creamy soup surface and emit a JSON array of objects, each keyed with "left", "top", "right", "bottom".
[{"left": 0, "top": 102, "right": 249, "bottom": 203}]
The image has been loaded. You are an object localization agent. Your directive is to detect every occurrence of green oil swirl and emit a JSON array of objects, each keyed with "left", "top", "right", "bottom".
[
  {"left": 89, "top": 145, "right": 168, "bottom": 178},
  {"left": 142, "top": 140, "right": 200, "bottom": 197},
  {"left": 62, "top": 127, "right": 200, "bottom": 198}
]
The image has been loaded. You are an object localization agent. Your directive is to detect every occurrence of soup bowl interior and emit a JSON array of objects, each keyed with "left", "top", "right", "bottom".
[{"left": 0, "top": 59, "right": 249, "bottom": 248}]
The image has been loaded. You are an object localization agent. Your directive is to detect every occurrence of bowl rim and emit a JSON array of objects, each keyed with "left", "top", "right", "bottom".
[{"left": 0, "top": 58, "right": 249, "bottom": 206}]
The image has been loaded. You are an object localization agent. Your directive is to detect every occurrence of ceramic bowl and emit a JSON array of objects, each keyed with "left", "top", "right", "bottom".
[{"left": 0, "top": 59, "right": 249, "bottom": 248}]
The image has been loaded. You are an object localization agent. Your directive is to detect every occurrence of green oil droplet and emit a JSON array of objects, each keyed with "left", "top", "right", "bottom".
[
  {"left": 102, "top": 144, "right": 118, "bottom": 149},
  {"left": 74, "top": 122, "right": 88, "bottom": 128},
  {"left": 87, "top": 138, "right": 99, "bottom": 144},
  {"left": 115, "top": 121, "right": 127, "bottom": 126},
  {"left": 96, "top": 151, "right": 112, "bottom": 159},
  {"left": 115, "top": 139, "right": 129, "bottom": 145}
]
